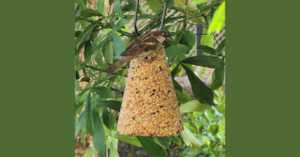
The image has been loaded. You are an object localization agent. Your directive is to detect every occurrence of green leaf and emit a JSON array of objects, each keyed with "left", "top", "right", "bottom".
[
  {"left": 211, "top": 67, "right": 224, "bottom": 89},
  {"left": 171, "top": 136, "right": 181, "bottom": 145},
  {"left": 182, "top": 64, "right": 214, "bottom": 105},
  {"left": 93, "top": 86, "right": 113, "bottom": 99},
  {"left": 197, "top": 45, "right": 216, "bottom": 55},
  {"left": 75, "top": 23, "right": 97, "bottom": 51},
  {"left": 102, "top": 108, "right": 116, "bottom": 130},
  {"left": 192, "top": 0, "right": 209, "bottom": 5},
  {"left": 181, "top": 56, "right": 224, "bottom": 69},
  {"left": 77, "top": 0, "right": 87, "bottom": 9},
  {"left": 146, "top": 0, "right": 163, "bottom": 13},
  {"left": 181, "top": 126, "right": 201, "bottom": 151},
  {"left": 111, "top": 33, "right": 125, "bottom": 59},
  {"left": 180, "top": 100, "right": 210, "bottom": 113},
  {"left": 112, "top": 18, "right": 128, "bottom": 32},
  {"left": 137, "top": 136, "right": 167, "bottom": 157},
  {"left": 154, "top": 137, "right": 171, "bottom": 149},
  {"left": 176, "top": 90, "right": 191, "bottom": 104},
  {"left": 109, "top": 135, "right": 119, "bottom": 157},
  {"left": 85, "top": 93, "right": 94, "bottom": 135},
  {"left": 75, "top": 113, "right": 85, "bottom": 137},
  {"left": 208, "top": 1, "right": 225, "bottom": 34},
  {"left": 82, "top": 147, "right": 96, "bottom": 157},
  {"left": 114, "top": 0, "right": 122, "bottom": 16},
  {"left": 165, "top": 44, "right": 189, "bottom": 63},
  {"left": 94, "top": 36, "right": 109, "bottom": 56},
  {"left": 103, "top": 41, "right": 114, "bottom": 64},
  {"left": 80, "top": 125, "right": 86, "bottom": 145},
  {"left": 209, "top": 124, "right": 219, "bottom": 135},
  {"left": 171, "top": 64, "right": 183, "bottom": 92},
  {"left": 84, "top": 40, "right": 93, "bottom": 64},
  {"left": 112, "top": 134, "right": 142, "bottom": 147},
  {"left": 97, "top": 0, "right": 106, "bottom": 15},
  {"left": 93, "top": 109, "right": 106, "bottom": 156},
  {"left": 173, "top": 79, "right": 183, "bottom": 92},
  {"left": 215, "top": 39, "right": 225, "bottom": 56},
  {"left": 171, "top": 63, "right": 180, "bottom": 78},
  {"left": 201, "top": 28, "right": 214, "bottom": 47},
  {"left": 81, "top": 8, "right": 102, "bottom": 17},
  {"left": 180, "top": 30, "right": 196, "bottom": 49},
  {"left": 97, "top": 100, "right": 121, "bottom": 112}
]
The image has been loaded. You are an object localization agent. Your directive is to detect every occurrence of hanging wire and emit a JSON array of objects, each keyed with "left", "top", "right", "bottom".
[
  {"left": 159, "top": 4, "right": 167, "bottom": 30},
  {"left": 134, "top": 1, "right": 167, "bottom": 34},
  {"left": 134, "top": 0, "right": 140, "bottom": 36}
]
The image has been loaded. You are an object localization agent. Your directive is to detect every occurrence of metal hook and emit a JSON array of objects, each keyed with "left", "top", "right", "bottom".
[
  {"left": 159, "top": 4, "right": 167, "bottom": 30},
  {"left": 134, "top": 1, "right": 167, "bottom": 35},
  {"left": 134, "top": 0, "right": 140, "bottom": 36}
]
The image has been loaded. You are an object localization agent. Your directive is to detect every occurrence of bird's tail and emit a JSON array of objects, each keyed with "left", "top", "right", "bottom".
[{"left": 107, "top": 58, "right": 127, "bottom": 74}]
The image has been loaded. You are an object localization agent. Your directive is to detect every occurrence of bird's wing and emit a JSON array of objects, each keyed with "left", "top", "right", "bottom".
[{"left": 121, "top": 33, "right": 159, "bottom": 57}]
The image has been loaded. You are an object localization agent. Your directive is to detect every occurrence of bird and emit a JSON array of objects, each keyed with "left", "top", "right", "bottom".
[{"left": 106, "top": 30, "right": 174, "bottom": 74}]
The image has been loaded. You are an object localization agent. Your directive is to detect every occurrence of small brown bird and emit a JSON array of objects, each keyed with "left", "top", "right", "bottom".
[{"left": 107, "top": 30, "right": 173, "bottom": 74}]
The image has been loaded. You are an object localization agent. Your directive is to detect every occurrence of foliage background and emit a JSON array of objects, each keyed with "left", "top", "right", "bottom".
[{"left": 75, "top": 0, "right": 225, "bottom": 156}]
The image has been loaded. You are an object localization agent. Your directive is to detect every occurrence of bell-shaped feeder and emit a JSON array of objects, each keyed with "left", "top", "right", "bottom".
[{"left": 117, "top": 46, "right": 183, "bottom": 136}]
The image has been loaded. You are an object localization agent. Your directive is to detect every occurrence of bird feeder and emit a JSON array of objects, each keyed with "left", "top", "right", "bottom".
[{"left": 117, "top": 46, "right": 183, "bottom": 136}]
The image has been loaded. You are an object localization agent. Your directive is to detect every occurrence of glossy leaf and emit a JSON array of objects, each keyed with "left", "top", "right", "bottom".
[
  {"left": 112, "top": 18, "right": 128, "bottom": 32},
  {"left": 165, "top": 44, "right": 189, "bottom": 63},
  {"left": 211, "top": 67, "right": 224, "bottom": 89},
  {"left": 180, "top": 30, "right": 196, "bottom": 50},
  {"left": 114, "top": 0, "right": 122, "bottom": 16},
  {"left": 173, "top": 79, "right": 183, "bottom": 92},
  {"left": 80, "top": 126, "right": 86, "bottom": 145},
  {"left": 93, "top": 109, "right": 106, "bottom": 156},
  {"left": 197, "top": 45, "right": 216, "bottom": 55},
  {"left": 93, "top": 86, "right": 113, "bottom": 99},
  {"left": 109, "top": 135, "right": 119, "bottom": 157},
  {"left": 182, "top": 64, "right": 214, "bottom": 105},
  {"left": 215, "top": 39, "right": 225, "bottom": 56},
  {"left": 97, "top": 0, "right": 106, "bottom": 15},
  {"left": 112, "top": 134, "right": 142, "bottom": 147},
  {"left": 85, "top": 93, "right": 94, "bottom": 135},
  {"left": 84, "top": 40, "right": 93, "bottom": 64},
  {"left": 81, "top": 8, "right": 102, "bottom": 17},
  {"left": 171, "top": 136, "right": 181, "bottom": 145},
  {"left": 182, "top": 56, "right": 224, "bottom": 69},
  {"left": 82, "top": 147, "right": 96, "bottom": 157},
  {"left": 97, "top": 100, "right": 121, "bottom": 112},
  {"left": 111, "top": 33, "right": 125, "bottom": 59},
  {"left": 176, "top": 90, "right": 191, "bottom": 104},
  {"left": 75, "top": 113, "right": 85, "bottom": 137},
  {"left": 146, "top": 0, "right": 163, "bottom": 13},
  {"left": 137, "top": 136, "right": 167, "bottom": 157},
  {"left": 201, "top": 28, "right": 214, "bottom": 47},
  {"left": 102, "top": 108, "right": 116, "bottom": 130},
  {"left": 103, "top": 41, "right": 114, "bottom": 64},
  {"left": 180, "top": 100, "right": 210, "bottom": 113},
  {"left": 77, "top": 0, "right": 87, "bottom": 9},
  {"left": 208, "top": 1, "right": 225, "bottom": 34},
  {"left": 154, "top": 137, "right": 171, "bottom": 149},
  {"left": 75, "top": 23, "right": 97, "bottom": 50}
]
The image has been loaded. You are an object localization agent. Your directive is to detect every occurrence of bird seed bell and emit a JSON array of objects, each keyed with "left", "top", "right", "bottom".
[{"left": 117, "top": 46, "right": 183, "bottom": 136}]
